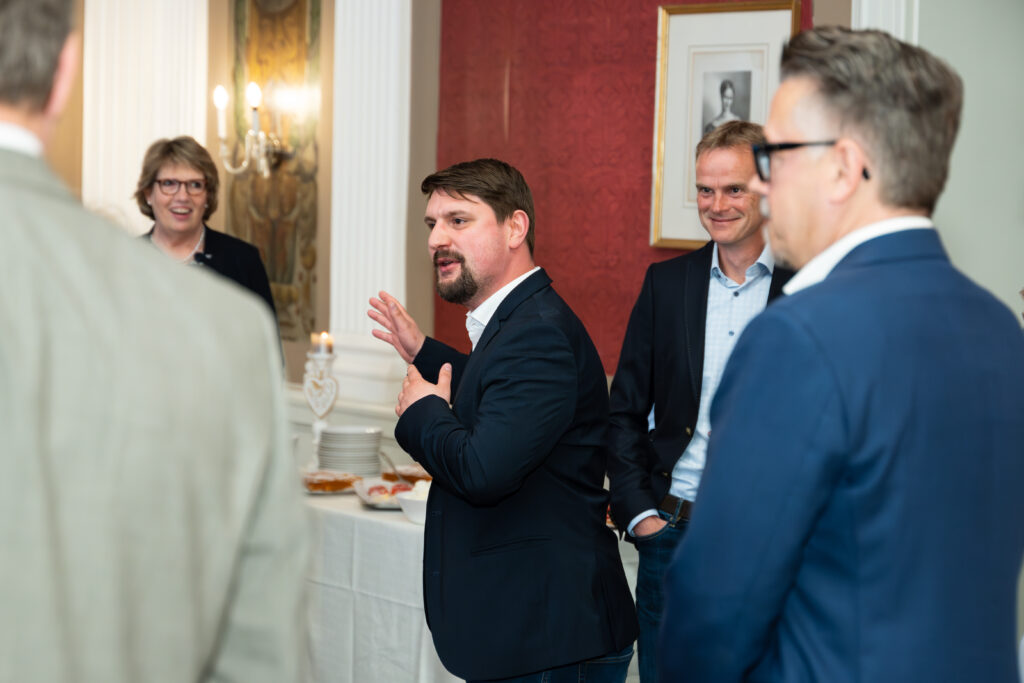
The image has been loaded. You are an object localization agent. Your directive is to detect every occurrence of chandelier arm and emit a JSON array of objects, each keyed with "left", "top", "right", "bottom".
[{"left": 218, "top": 132, "right": 255, "bottom": 176}]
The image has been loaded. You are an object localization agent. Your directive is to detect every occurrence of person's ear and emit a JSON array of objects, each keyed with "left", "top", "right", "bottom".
[
  {"left": 45, "top": 33, "right": 79, "bottom": 121},
  {"left": 506, "top": 209, "right": 530, "bottom": 249},
  {"left": 829, "top": 137, "right": 870, "bottom": 204}
]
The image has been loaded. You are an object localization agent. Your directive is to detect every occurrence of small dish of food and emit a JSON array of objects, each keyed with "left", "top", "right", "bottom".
[
  {"left": 302, "top": 469, "right": 362, "bottom": 495},
  {"left": 353, "top": 477, "right": 412, "bottom": 509}
]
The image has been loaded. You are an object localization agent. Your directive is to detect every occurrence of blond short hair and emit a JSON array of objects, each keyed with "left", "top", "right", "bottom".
[{"left": 695, "top": 120, "right": 765, "bottom": 162}]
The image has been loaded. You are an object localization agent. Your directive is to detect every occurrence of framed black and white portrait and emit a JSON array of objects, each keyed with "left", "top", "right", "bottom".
[{"left": 650, "top": 1, "right": 801, "bottom": 248}]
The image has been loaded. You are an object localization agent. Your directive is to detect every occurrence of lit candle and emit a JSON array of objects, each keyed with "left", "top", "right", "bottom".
[
  {"left": 212, "top": 85, "right": 228, "bottom": 140},
  {"left": 246, "top": 82, "right": 262, "bottom": 133},
  {"left": 310, "top": 331, "right": 333, "bottom": 354}
]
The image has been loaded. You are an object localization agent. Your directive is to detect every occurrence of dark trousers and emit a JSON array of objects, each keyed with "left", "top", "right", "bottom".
[{"left": 635, "top": 510, "right": 688, "bottom": 683}]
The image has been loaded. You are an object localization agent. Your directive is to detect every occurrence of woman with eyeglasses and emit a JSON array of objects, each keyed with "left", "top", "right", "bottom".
[{"left": 133, "top": 136, "right": 277, "bottom": 322}]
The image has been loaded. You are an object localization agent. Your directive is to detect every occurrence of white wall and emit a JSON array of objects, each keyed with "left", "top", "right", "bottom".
[
  {"left": 81, "top": 1, "right": 208, "bottom": 233},
  {"left": 915, "top": 0, "right": 1024, "bottom": 657},
  {"left": 913, "top": 2, "right": 1024, "bottom": 668},
  {"left": 918, "top": 0, "right": 1024, "bottom": 322},
  {"left": 854, "top": 0, "right": 1024, "bottom": 656}
]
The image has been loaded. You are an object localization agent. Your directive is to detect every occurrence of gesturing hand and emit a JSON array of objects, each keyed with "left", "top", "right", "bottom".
[
  {"left": 396, "top": 363, "right": 452, "bottom": 417},
  {"left": 368, "top": 290, "right": 426, "bottom": 364}
]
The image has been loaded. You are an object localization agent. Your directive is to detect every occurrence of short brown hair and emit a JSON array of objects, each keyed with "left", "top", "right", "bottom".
[
  {"left": 780, "top": 27, "right": 963, "bottom": 213},
  {"left": 0, "top": 0, "right": 73, "bottom": 111},
  {"left": 421, "top": 158, "right": 536, "bottom": 254},
  {"left": 133, "top": 137, "right": 220, "bottom": 221},
  {"left": 696, "top": 120, "right": 765, "bottom": 161}
]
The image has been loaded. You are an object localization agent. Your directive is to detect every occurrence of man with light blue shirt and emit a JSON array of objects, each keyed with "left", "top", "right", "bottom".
[
  {"left": 607, "top": 121, "right": 793, "bottom": 683},
  {"left": 659, "top": 27, "right": 1024, "bottom": 682}
]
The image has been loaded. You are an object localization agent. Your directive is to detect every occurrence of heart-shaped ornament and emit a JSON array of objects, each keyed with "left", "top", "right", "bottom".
[{"left": 303, "top": 373, "right": 339, "bottom": 419}]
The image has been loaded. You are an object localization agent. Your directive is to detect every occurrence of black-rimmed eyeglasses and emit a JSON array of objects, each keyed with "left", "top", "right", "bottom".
[
  {"left": 751, "top": 141, "right": 870, "bottom": 182},
  {"left": 154, "top": 178, "right": 207, "bottom": 196}
]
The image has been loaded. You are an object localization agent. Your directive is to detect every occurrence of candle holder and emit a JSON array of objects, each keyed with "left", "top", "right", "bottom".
[
  {"left": 302, "top": 348, "right": 338, "bottom": 451},
  {"left": 212, "top": 83, "right": 293, "bottom": 180}
]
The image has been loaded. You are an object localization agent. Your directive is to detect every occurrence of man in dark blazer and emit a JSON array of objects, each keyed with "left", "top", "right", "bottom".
[
  {"left": 607, "top": 121, "right": 792, "bottom": 682},
  {"left": 369, "top": 158, "right": 637, "bottom": 682},
  {"left": 659, "top": 27, "right": 1024, "bottom": 682}
]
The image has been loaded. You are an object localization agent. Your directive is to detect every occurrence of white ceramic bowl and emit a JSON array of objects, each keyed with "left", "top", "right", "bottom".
[{"left": 395, "top": 491, "right": 427, "bottom": 525}]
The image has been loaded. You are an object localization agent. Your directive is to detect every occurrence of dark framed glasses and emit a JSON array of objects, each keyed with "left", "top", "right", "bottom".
[
  {"left": 154, "top": 178, "right": 207, "bottom": 196},
  {"left": 751, "top": 141, "right": 870, "bottom": 182}
]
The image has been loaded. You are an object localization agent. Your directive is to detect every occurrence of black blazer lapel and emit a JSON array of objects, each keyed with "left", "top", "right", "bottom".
[
  {"left": 683, "top": 244, "right": 713, "bottom": 402},
  {"left": 454, "top": 268, "right": 551, "bottom": 400},
  {"left": 768, "top": 264, "right": 794, "bottom": 302},
  {"left": 471, "top": 268, "right": 551, "bottom": 354}
]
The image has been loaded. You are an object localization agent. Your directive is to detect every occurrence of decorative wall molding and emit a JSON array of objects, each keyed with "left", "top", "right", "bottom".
[
  {"left": 328, "top": 0, "right": 415, "bottom": 408},
  {"left": 852, "top": 0, "right": 919, "bottom": 44},
  {"left": 81, "top": 1, "right": 208, "bottom": 234},
  {"left": 330, "top": 0, "right": 412, "bottom": 337}
]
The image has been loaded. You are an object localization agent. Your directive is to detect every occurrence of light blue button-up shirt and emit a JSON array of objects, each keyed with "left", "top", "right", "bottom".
[
  {"left": 669, "top": 243, "right": 775, "bottom": 501},
  {"left": 628, "top": 243, "right": 776, "bottom": 534}
]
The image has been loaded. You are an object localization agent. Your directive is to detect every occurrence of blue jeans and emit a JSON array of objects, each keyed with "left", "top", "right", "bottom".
[
  {"left": 467, "top": 643, "right": 634, "bottom": 683},
  {"left": 634, "top": 512, "right": 687, "bottom": 683}
]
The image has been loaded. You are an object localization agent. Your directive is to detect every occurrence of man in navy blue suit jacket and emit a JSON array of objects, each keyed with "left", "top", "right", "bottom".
[
  {"left": 659, "top": 27, "right": 1024, "bottom": 682},
  {"left": 369, "top": 159, "right": 637, "bottom": 682}
]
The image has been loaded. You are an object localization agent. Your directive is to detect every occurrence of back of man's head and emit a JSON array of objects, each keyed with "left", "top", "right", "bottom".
[
  {"left": 696, "top": 120, "right": 765, "bottom": 161},
  {"left": 0, "top": 0, "right": 72, "bottom": 112},
  {"left": 781, "top": 26, "right": 962, "bottom": 214},
  {"left": 421, "top": 158, "right": 537, "bottom": 254}
]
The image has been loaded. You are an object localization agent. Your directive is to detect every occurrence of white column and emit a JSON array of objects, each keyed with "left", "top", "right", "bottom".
[
  {"left": 81, "top": 1, "right": 208, "bottom": 233},
  {"left": 852, "top": 0, "right": 920, "bottom": 44},
  {"left": 328, "top": 0, "right": 414, "bottom": 406}
]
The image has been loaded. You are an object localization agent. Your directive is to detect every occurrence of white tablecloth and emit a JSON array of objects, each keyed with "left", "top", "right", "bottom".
[
  {"left": 305, "top": 494, "right": 640, "bottom": 683},
  {"left": 306, "top": 494, "right": 459, "bottom": 683}
]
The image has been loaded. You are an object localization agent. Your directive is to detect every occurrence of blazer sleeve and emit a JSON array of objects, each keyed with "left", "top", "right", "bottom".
[
  {"left": 396, "top": 322, "right": 577, "bottom": 506},
  {"left": 413, "top": 336, "right": 469, "bottom": 394},
  {"left": 607, "top": 265, "right": 660, "bottom": 526},
  {"left": 658, "top": 309, "right": 847, "bottom": 682}
]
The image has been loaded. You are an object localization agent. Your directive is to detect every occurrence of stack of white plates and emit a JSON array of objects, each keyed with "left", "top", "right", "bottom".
[{"left": 318, "top": 426, "right": 382, "bottom": 476}]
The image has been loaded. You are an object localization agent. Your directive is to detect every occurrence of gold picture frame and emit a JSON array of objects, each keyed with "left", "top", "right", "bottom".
[{"left": 650, "top": 1, "right": 802, "bottom": 249}]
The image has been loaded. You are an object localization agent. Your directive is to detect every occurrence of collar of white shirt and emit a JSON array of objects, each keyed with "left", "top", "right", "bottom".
[
  {"left": 465, "top": 266, "right": 541, "bottom": 350},
  {"left": 710, "top": 241, "right": 776, "bottom": 283},
  {"left": 783, "top": 216, "right": 935, "bottom": 295},
  {"left": 0, "top": 121, "right": 43, "bottom": 157}
]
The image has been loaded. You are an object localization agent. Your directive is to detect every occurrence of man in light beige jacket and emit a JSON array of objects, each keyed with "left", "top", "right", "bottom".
[{"left": 0, "top": 1, "right": 309, "bottom": 681}]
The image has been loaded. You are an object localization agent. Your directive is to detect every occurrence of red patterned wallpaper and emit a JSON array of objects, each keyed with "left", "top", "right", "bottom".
[{"left": 432, "top": 0, "right": 813, "bottom": 372}]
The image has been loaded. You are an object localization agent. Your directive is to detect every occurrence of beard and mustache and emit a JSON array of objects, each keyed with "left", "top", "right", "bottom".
[{"left": 433, "top": 249, "right": 479, "bottom": 306}]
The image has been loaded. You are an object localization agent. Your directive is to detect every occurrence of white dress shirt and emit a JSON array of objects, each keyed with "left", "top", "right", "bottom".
[{"left": 784, "top": 216, "right": 935, "bottom": 295}]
